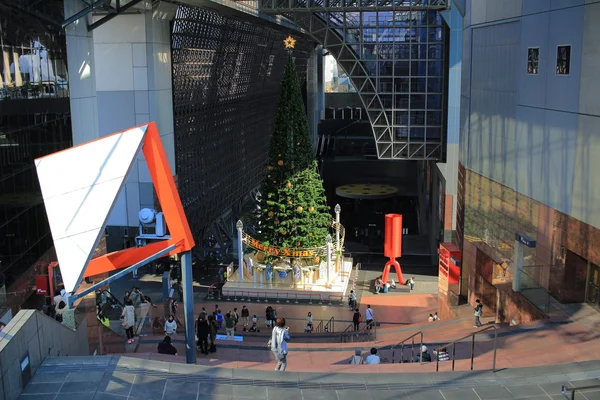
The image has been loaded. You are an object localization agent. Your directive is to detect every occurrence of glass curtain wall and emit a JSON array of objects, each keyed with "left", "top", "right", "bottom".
[{"left": 329, "top": 9, "right": 445, "bottom": 158}]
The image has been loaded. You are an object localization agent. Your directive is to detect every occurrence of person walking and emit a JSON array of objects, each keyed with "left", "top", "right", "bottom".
[
  {"left": 164, "top": 314, "right": 177, "bottom": 336},
  {"left": 121, "top": 299, "right": 135, "bottom": 344},
  {"left": 352, "top": 308, "right": 362, "bottom": 331},
  {"left": 270, "top": 307, "right": 278, "bottom": 328},
  {"left": 208, "top": 314, "right": 218, "bottom": 353},
  {"left": 265, "top": 306, "right": 272, "bottom": 328},
  {"left": 348, "top": 290, "right": 357, "bottom": 310},
  {"left": 305, "top": 312, "right": 313, "bottom": 333},
  {"left": 225, "top": 312, "right": 235, "bottom": 339},
  {"left": 474, "top": 299, "right": 483, "bottom": 327},
  {"left": 241, "top": 305, "right": 250, "bottom": 329},
  {"left": 365, "top": 305, "right": 374, "bottom": 330},
  {"left": 129, "top": 287, "right": 142, "bottom": 307},
  {"left": 270, "top": 317, "right": 291, "bottom": 371},
  {"left": 233, "top": 308, "right": 239, "bottom": 331},
  {"left": 196, "top": 313, "right": 210, "bottom": 354}
]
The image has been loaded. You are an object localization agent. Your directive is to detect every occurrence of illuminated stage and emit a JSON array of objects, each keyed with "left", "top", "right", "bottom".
[{"left": 221, "top": 256, "right": 354, "bottom": 302}]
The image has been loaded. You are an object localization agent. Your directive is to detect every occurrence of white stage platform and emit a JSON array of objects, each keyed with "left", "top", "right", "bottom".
[{"left": 221, "top": 257, "right": 354, "bottom": 303}]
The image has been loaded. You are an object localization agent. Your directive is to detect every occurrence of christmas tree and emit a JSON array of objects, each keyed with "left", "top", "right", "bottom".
[{"left": 259, "top": 49, "right": 331, "bottom": 250}]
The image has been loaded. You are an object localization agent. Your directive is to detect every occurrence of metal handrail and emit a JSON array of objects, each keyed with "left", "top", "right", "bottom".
[
  {"left": 314, "top": 320, "right": 324, "bottom": 333},
  {"left": 324, "top": 316, "right": 334, "bottom": 333},
  {"left": 340, "top": 318, "right": 377, "bottom": 343},
  {"left": 98, "top": 289, "right": 124, "bottom": 308},
  {"left": 391, "top": 331, "right": 423, "bottom": 363},
  {"left": 435, "top": 324, "right": 498, "bottom": 372},
  {"left": 562, "top": 384, "right": 600, "bottom": 399}
]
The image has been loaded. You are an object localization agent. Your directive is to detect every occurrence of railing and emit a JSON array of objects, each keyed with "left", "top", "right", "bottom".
[
  {"left": 435, "top": 324, "right": 498, "bottom": 372},
  {"left": 561, "top": 384, "right": 600, "bottom": 399},
  {"left": 315, "top": 317, "right": 335, "bottom": 333},
  {"left": 98, "top": 289, "right": 124, "bottom": 308},
  {"left": 391, "top": 331, "right": 423, "bottom": 364},
  {"left": 340, "top": 318, "right": 376, "bottom": 343},
  {"left": 315, "top": 320, "right": 324, "bottom": 333},
  {"left": 206, "top": 281, "right": 226, "bottom": 299},
  {"left": 210, "top": 287, "right": 326, "bottom": 304}
]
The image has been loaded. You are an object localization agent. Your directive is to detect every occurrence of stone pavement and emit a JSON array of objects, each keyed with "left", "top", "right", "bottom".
[
  {"left": 18, "top": 355, "right": 600, "bottom": 399},
  {"left": 126, "top": 301, "right": 600, "bottom": 374}
]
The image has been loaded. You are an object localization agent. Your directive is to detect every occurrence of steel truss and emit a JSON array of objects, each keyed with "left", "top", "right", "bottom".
[
  {"left": 258, "top": 1, "right": 449, "bottom": 159},
  {"left": 171, "top": 5, "right": 314, "bottom": 245},
  {"left": 259, "top": 0, "right": 449, "bottom": 12}
]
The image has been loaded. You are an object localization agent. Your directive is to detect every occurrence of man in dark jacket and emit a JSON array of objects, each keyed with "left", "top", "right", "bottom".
[
  {"left": 196, "top": 313, "right": 210, "bottom": 355},
  {"left": 157, "top": 336, "right": 177, "bottom": 355}
]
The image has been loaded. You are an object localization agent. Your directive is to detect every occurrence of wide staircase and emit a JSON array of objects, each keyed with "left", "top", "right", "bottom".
[{"left": 13, "top": 297, "right": 600, "bottom": 400}]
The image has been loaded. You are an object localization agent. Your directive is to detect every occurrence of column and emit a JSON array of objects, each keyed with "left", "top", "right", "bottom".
[
  {"left": 181, "top": 250, "right": 196, "bottom": 364},
  {"left": 65, "top": 2, "right": 177, "bottom": 229}
]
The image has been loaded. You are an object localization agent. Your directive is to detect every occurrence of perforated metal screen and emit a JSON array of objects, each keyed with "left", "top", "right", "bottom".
[{"left": 171, "top": 5, "right": 314, "bottom": 239}]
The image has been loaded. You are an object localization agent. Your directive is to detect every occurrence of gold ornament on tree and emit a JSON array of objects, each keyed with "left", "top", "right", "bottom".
[
  {"left": 282, "top": 230, "right": 287, "bottom": 235},
  {"left": 277, "top": 160, "right": 284, "bottom": 166},
  {"left": 308, "top": 232, "right": 313, "bottom": 237},
  {"left": 297, "top": 241, "right": 301, "bottom": 247},
  {"left": 268, "top": 166, "right": 273, "bottom": 171},
  {"left": 274, "top": 220, "right": 280, "bottom": 225},
  {"left": 286, "top": 182, "right": 292, "bottom": 188},
  {"left": 297, "top": 206, "right": 303, "bottom": 212},
  {"left": 268, "top": 211, "right": 274, "bottom": 217},
  {"left": 308, "top": 206, "right": 314, "bottom": 212}
]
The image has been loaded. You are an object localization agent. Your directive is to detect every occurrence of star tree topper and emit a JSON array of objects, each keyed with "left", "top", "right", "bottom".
[{"left": 284, "top": 35, "right": 296, "bottom": 49}]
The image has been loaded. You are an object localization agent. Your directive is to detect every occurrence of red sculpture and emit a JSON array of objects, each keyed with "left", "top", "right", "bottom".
[{"left": 382, "top": 214, "right": 405, "bottom": 284}]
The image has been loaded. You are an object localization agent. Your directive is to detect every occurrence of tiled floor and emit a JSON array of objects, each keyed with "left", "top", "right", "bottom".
[{"left": 18, "top": 356, "right": 600, "bottom": 399}]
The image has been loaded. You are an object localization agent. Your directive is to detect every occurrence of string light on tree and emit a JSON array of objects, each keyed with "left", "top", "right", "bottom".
[{"left": 257, "top": 53, "right": 331, "bottom": 249}]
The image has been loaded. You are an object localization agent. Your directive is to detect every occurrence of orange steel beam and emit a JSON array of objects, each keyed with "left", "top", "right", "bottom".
[{"left": 83, "top": 122, "right": 194, "bottom": 279}]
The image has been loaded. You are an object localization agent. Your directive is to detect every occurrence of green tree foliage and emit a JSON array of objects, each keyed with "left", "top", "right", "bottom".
[{"left": 259, "top": 55, "right": 330, "bottom": 249}]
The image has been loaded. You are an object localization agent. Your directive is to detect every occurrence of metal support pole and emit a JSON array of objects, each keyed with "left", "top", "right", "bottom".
[
  {"left": 181, "top": 250, "right": 196, "bottom": 364},
  {"left": 492, "top": 327, "right": 498, "bottom": 372},
  {"left": 470, "top": 334, "right": 476, "bottom": 370},
  {"left": 326, "top": 235, "right": 332, "bottom": 284},
  {"left": 236, "top": 220, "right": 244, "bottom": 283},
  {"left": 335, "top": 204, "right": 341, "bottom": 254},
  {"left": 260, "top": 269, "right": 264, "bottom": 288},
  {"left": 451, "top": 344, "right": 456, "bottom": 371}
]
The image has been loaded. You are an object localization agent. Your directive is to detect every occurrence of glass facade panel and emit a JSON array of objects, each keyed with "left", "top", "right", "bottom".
[{"left": 258, "top": 1, "right": 448, "bottom": 158}]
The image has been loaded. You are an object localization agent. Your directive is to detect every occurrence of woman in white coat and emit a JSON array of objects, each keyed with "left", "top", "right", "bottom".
[
  {"left": 270, "top": 317, "right": 291, "bottom": 371},
  {"left": 121, "top": 299, "right": 136, "bottom": 344}
]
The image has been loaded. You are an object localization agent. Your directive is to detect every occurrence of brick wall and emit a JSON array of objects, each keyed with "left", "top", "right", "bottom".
[{"left": 461, "top": 169, "right": 600, "bottom": 321}]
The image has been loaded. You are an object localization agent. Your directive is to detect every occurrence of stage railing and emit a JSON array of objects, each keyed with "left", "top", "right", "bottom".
[{"left": 212, "top": 288, "right": 327, "bottom": 304}]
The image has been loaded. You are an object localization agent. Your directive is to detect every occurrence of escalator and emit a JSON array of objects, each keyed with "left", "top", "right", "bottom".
[{"left": 94, "top": 289, "right": 151, "bottom": 348}]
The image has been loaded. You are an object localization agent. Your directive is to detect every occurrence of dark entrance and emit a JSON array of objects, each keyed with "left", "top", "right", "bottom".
[{"left": 586, "top": 262, "right": 600, "bottom": 309}]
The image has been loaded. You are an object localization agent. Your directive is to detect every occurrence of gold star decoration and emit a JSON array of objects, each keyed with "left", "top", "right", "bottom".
[{"left": 283, "top": 35, "right": 296, "bottom": 49}]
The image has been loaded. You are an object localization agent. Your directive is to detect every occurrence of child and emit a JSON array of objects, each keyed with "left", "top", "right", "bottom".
[{"left": 248, "top": 315, "right": 260, "bottom": 332}]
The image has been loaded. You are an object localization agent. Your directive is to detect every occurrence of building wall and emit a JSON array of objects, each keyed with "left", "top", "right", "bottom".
[
  {"left": 170, "top": 5, "right": 315, "bottom": 240},
  {"left": 460, "top": 0, "right": 600, "bottom": 320},
  {"left": 65, "top": 0, "right": 174, "bottom": 229},
  {"left": 0, "top": 310, "right": 89, "bottom": 400}
]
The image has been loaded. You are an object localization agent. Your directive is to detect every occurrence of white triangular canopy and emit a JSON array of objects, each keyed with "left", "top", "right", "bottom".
[{"left": 35, "top": 125, "right": 147, "bottom": 293}]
